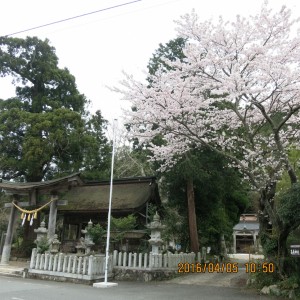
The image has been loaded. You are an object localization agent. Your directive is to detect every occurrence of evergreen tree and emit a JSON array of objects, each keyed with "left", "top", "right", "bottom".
[{"left": 0, "top": 36, "right": 111, "bottom": 182}]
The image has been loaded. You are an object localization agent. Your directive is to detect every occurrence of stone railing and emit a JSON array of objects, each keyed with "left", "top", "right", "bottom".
[
  {"left": 28, "top": 248, "right": 112, "bottom": 281},
  {"left": 112, "top": 250, "right": 201, "bottom": 269},
  {"left": 28, "top": 248, "right": 204, "bottom": 282}
]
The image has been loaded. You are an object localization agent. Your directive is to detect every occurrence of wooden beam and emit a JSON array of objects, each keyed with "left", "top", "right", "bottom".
[
  {"left": 4, "top": 202, "right": 30, "bottom": 208},
  {"left": 57, "top": 200, "right": 68, "bottom": 206},
  {"left": 4, "top": 200, "right": 68, "bottom": 208}
]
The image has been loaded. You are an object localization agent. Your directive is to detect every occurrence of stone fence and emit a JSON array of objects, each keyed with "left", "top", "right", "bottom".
[
  {"left": 28, "top": 248, "right": 203, "bottom": 282},
  {"left": 112, "top": 250, "right": 201, "bottom": 269},
  {"left": 28, "top": 248, "right": 112, "bottom": 281}
]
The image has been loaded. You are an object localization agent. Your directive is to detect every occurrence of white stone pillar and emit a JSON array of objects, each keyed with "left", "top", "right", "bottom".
[
  {"left": 48, "top": 195, "right": 58, "bottom": 240},
  {"left": 113, "top": 250, "right": 118, "bottom": 267},
  {"left": 232, "top": 232, "right": 237, "bottom": 254},
  {"left": 1, "top": 198, "right": 18, "bottom": 265}
]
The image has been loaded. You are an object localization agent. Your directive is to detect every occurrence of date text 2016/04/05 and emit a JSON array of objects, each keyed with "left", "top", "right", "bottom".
[{"left": 178, "top": 262, "right": 275, "bottom": 273}]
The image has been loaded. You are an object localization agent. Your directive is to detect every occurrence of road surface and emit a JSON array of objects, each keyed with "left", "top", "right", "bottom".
[{"left": 0, "top": 274, "right": 283, "bottom": 300}]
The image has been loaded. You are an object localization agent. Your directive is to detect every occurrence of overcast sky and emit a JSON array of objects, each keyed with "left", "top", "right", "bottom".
[{"left": 1, "top": 0, "right": 299, "bottom": 127}]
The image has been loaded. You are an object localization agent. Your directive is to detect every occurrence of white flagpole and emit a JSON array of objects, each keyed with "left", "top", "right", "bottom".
[{"left": 93, "top": 119, "right": 118, "bottom": 288}]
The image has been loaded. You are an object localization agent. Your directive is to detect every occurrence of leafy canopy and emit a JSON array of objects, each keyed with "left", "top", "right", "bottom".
[
  {"left": 115, "top": 4, "right": 300, "bottom": 191},
  {"left": 0, "top": 36, "right": 111, "bottom": 181}
]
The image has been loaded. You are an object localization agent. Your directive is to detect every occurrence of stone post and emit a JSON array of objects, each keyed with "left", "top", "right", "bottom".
[
  {"left": 113, "top": 250, "right": 118, "bottom": 266},
  {"left": 220, "top": 234, "right": 227, "bottom": 260},
  {"left": 253, "top": 233, "right": 257, "bottom": 252},
  {"left": 48, "top": 195, "right": 58, "bottom": 240},
  {"left": 232, "top": 232, "right": 236, "bottom": 254},
  {"left": 1, "top": 198, "right": 18, "bottom": 265},
  {"left": 201, "top": 247, "right": 207, "bottom": 262}
]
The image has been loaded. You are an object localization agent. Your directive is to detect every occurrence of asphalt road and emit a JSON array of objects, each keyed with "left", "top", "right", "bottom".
[{"left": 0, "top": 276, "right": 282, "bottom": 300}]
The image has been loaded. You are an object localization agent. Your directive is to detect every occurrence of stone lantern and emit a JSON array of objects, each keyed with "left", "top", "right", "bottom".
[
  {"left": 147, "top": 212, "right": 165, "bottom": 254},
  {"left": 34, "top": 220, "right": 48, "bottom": 243},
  {"left": 81, "top": 220, "right": 95, "bottom": 254},
  {"left": 50, "top": 234, "right": 61, "bottom": 254},
  {"left": 75, "top": 237, "right": 86, "bottom": 255},
  {"left": 34, "top": 220, "right": 49, "bottom": 253}
]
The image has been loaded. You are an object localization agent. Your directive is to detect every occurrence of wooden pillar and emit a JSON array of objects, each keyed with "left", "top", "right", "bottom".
[
  {"left": 48, "top": 195, "right": 58, "bottom": 240},
  {"left": 1, "top": 197, "right": 18, "bottom": 265}
]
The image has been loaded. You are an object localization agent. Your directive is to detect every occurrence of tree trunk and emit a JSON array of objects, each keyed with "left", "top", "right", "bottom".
[
  {"left": 186, "top": 178, "right": 199, "bottom": 252},
  {"left": 258, "top": 183, "right": 290, "bottom": 277},
  {"left": 277, "top": 228, "right": 289, "bottom": 276}
]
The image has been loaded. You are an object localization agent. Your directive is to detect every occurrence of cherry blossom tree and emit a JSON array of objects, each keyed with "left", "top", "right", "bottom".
[{"left": 114, "top": 3, "right": 300, "bottom": 274}]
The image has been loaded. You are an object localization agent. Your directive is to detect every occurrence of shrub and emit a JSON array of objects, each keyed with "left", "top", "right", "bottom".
[
  {"left": 87, "top": 223, "right": 105, "bottom": 245},
  {"left": 250, "top": 271, "right": 280, "bottom": 289},
  {"left": 35, "top": 236, "right": 50, "bottom": 254}
]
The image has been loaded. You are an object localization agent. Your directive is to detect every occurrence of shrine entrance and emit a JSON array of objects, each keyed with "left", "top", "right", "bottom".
[
  {"left": 0, "top": 174, "right": 161, "bottom": 265},
  {"left": 235, "top": 235, "right": 254, "bottom": 253},
  {"left": 232, "top": 214, "right": 261, "bottom": 254},
  {"left": 0, "top": 173, "right": 83, "bottom": 265}
]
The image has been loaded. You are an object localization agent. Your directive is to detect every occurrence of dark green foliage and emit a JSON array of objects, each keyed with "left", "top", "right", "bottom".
[
  {"left": 110, "top": 214, "right": 137, "bottom": 232},
  {"left": 0, "top": 192, "right": 9, "bottom": 236},
  {"left": 260, "top": 233, "right": 278, "bottom": 256},
  {"left": 160, "top": 205, "right": 186, "bottom": 246},
  {"left": 147, "top": 37, "right": 186, "bottom": 75},
  {"left": 0, "top": 36, "right": 111, "bottom": 182},
  {"left": 18, "top": 240, "right": 36, "bottom": 257},
  {"left": 250, "top": 271, "right": 280, "bottom": 289},
  {"left": 250, "top": 260, "right": 300, "bottom": 296},
  {"left": 288, "top": 227, "right": 300, "bottom": 246},
  {"left": 161, "top": 148, "right": 249, "bottom": 252},
  {"left": 35, "top": 236, "right": 50, "bottom": 254},
  {"left": 87, "top": 223, "right": 105, "bottom": 245},
  {"left": 279, "top": 274, "right": 300, "bottom": 290},
  {"left": 0, "top": 36, "right": 85, "bottom": 113},
  {"left": 147, "top": 203, "right": 185, "bottom": 245},
  {"left": 278, "top": 183, "right": 300, "bottom": 230},
  {"left": 81, "top": 110, "right": 112, "bottom": 181},
  {"left": 110, "top": 214, "right": 137, "bottom": 248}
]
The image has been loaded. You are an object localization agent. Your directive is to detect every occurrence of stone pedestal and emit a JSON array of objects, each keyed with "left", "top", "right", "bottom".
[{"left": 93, "top": 282, "right": 118, "bottom": 288}]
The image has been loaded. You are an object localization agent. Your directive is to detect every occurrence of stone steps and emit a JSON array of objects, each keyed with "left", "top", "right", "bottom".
[
  {"left": 0, "top": 267, "right": 26, "bottom": 278},
  {"left": 0, "top": 259, "right": 29, "bottom": 278}
]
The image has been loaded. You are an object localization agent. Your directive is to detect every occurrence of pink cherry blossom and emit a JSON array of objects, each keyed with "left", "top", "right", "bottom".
[{"left": 114, "top": 2, "right": 300, "bottom": 189}]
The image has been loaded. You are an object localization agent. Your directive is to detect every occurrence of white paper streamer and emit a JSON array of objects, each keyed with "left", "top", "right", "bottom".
[
  {"left": 22, "top": 214, "right": 27, "bottom": 226},
  {"left": 30, "top": 214, "right": 34, "bottom": 226}
]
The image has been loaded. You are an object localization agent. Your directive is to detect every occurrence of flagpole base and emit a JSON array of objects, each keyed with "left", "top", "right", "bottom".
[{"left": 93, "top": 282, "right": 118, "bottom": 288}]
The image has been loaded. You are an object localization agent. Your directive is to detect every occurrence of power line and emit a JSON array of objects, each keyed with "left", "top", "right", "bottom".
[{"left": 3, "top": 0, "right": 142, "bottom": 37}]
